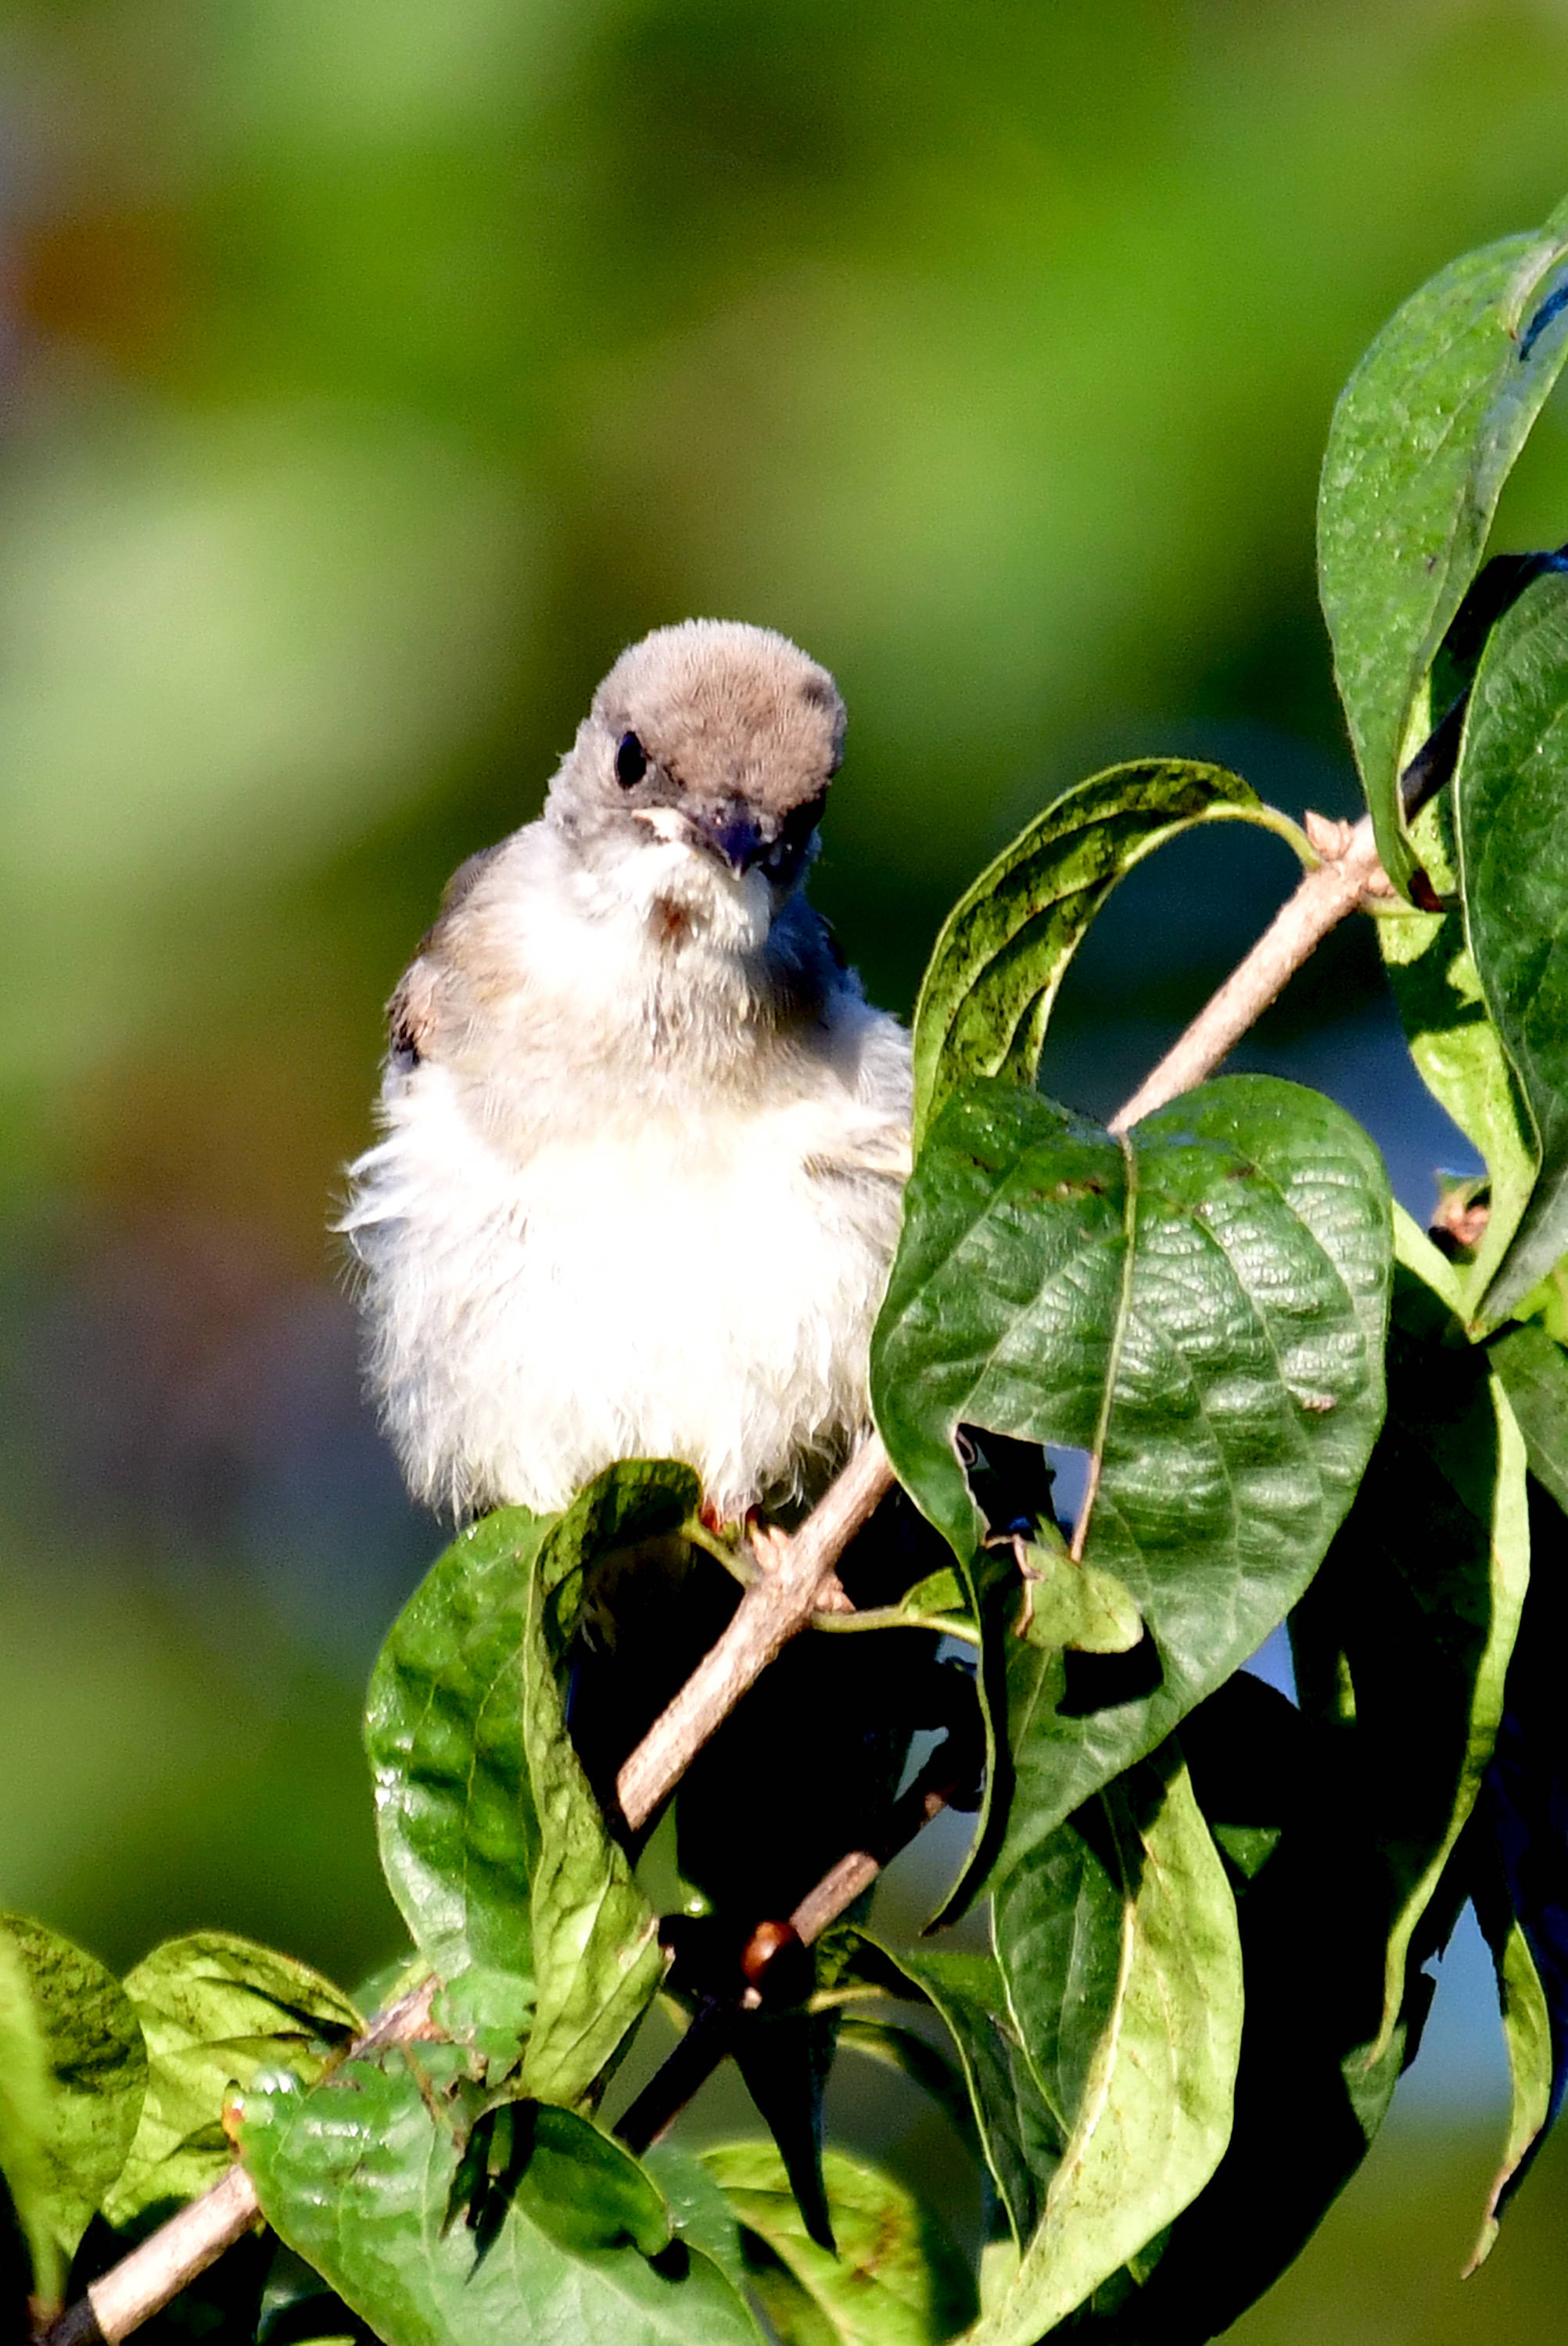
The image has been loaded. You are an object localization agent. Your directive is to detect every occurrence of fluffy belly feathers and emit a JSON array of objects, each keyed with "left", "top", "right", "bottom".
[{"left": 343, "top": 1064, "right": 906, "bottom": 1521}]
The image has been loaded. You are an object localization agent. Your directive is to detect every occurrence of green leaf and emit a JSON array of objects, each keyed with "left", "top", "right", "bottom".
[
  {"left": 104, "top": 1932, "right": 359, "bottom": 2225},
  {"left": 1377, "top": 791, "right": 1535, "bottom": 1306},
  {"left": 365, "top": 1506, "right": 554, "bottom": 2037},
  {"left": 1489, "top": 1320, "right": 1568, "bottom": 1511},
  {"left": 0, "top": 1924, "right": 63, "bottom": 2308},
  {"left": 1515, "top": 1257, "right": 1568, "bottom": 1344},
  {"left": 642, "top": 2142, "right": 752, "bottom": 2302},
  {"left": 873, "top": 1073, "right": 1390, "bottom": 1897},
  {"left": 967, "top": 1753, "right": 1241, "bottom": 2346},
  {"left": 703, "top": 2142, "right": 975, "bottom": 2346},
  {"left": 1319, "top": 204, "right": 1568, "bottom": 897},
  {"left": 519, "top": 1464, "right": 694, "bottom": 2106},
  {"left": 1068, "top": 1676, "right": 1417, "bottom": 2340},
  {"left": 368, "top": 1465, "right": 690, "bottom": 2088},
  {"left": 852, "top": 1945, "right": 1055, "bottom": 2250},
  {"left": 0, "top": 1917, "right": 145, "bottom": 2278},
  {"left": 1469, "top": 1915, "right": 1554, "bottom": 2273},
  {"left": 240, "top": 2048, "right": 760, "bottom": 2346},
  {"left": 1014, "top": 1531, "right": 1140, "bottom": 1656},
  {"left": 892, "top": 1568, "right": 978, "bottom": 1640},
  {"left": 833, "top": 2014, "right": 985, "bottom": 2171},
  {"left": 1455, "top": 569, "right": 1568, "bottom": 1315},
  {"left": 908, "top": 759, "right": 1296, "bottom": 1154},
  {"left": 1290, "top": 1251, "right": 1529, "bottom": 2054}
]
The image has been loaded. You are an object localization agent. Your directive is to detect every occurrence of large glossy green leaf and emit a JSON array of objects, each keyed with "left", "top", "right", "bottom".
[
  {"left": 965, "top": 1755, "right": 1240, "bottom": 2346},
  {"left": 1377, "top": 792, "right": 1535, "bottom": 1309},
  {"left": 241, "top": 2046, "right": 760, "bottom": 2346},
  {"left": 1066, "top": 1677, "right": 1420, "bottom": 2341},
  {"left": 908, "top": 759, "right": 1295, "bottom": 1155},
  {"left": 873, "top": 1073, "right": 1390, "bottom": 1894},
  {"left": 1319, "top": 202, "right": 1568, "bottom": 897},
  {"left": 366, "top": 1462, "right": 691, "bottom": 2078},
  {"left": 1455, "top": 570, "right": 1568, "bottom": 1315},
  {"left": 103, "top": 1933, "right": 359, "bottom": 2225},
  {"left": 703, "top": 2142, "right": 975, "bottom": 2346},
  {"left": 857, "top": 1944, "right": 1057, "bottom": 2251},
  {"left": 0, "top": 1917, "right": 145, "bottom": 2279},
  {"left": 1289, "top": 1225, "right": 1528, "bottom": 2054}
]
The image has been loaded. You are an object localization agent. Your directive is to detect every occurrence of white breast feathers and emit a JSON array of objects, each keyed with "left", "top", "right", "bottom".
[{"left": 339, "top": 829, "right": 912, "bottom": 1523}]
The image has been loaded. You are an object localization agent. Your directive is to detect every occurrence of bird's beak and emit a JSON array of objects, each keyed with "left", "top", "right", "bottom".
[{"left": 688, "top": 805, "right": 770, "bottom": 877}]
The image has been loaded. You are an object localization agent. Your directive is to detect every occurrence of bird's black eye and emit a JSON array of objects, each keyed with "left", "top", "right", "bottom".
[
  {"left": 764, "top": 789, "right": 827, "bottom": 878},
  {"left": 615, "top": 731, "right": 648, "bottom": 787}
]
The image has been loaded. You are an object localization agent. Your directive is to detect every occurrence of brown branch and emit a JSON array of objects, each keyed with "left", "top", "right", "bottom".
[
  {"left": 38, "top": 805, "right": 1392, "bottom": 2346},
  {"left": 1109, "top": 815, "right": 1387, "bottom": 1132},
  {"left": 614, "top": 1433, "right": 897, "bottom": 1831},
  {"left": 34, "top": 1983, "right": 439, "bottom": 2346},
  {"left": 1108, "top": 815, "right": 1388, "bottom": 1133},
  {"left": 43, "top": 2168, "right": 260, "bottom": 2346},
  {"left": 618, "top": 1765, "right": 963, "bottom": 2154}
]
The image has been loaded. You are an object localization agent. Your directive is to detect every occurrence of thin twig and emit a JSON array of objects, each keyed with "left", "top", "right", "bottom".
[
  {"left": 617, "top": 1764, "right": 963, "bottom": 2154},
  {"left": 614, "top": 1433, "right": 896, "bottom": 1831},
  {"left": 1109, "top": 816, "right": 1387, "bottom": 1134},
  {"left": 38, "top": 806, "right": 1392, "bottom": 2346},
  {"left": 35, "top": 1985, "right": 440, "bottom": 2346},
  {"left": 47, "top": 2168, "right": 261, "bottom": 2346}
]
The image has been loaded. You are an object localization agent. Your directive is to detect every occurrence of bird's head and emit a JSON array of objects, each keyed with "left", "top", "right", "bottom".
[{"left": 547, "top": 620, "right": 845, "bottom": 950}]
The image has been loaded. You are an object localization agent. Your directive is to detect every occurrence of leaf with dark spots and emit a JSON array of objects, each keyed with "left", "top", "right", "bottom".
[
  {"left": 104, "top": 1933, "right": 357, "bottom": 2227},
  {"left": 0, "top": 1917, "right": 146, "bottom": 2309}
]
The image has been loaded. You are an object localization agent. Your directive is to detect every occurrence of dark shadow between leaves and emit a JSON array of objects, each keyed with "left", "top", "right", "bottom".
[
  {"left": 1057, "top": 1632, "right": 1164, "bottom": 1718},
  {"left": 954, "top": 1423, "right": 1067, "bottom": 1543},
  {"left": 443, "top": 2099, "right": 536, "bottom": 2269}
]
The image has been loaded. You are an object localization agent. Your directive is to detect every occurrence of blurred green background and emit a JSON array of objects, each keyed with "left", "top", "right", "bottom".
[{"left": 4, "top": 0, "right": 1568, "bottom": 2333}]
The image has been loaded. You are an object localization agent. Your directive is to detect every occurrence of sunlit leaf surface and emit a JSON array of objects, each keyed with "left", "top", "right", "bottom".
[
  {"left": 874, "top": 1073, "right": 1390, "bottom": 1896},
  {"left": 242, "top": 2048, "right": 760, "bottom": 2346},
  {"left": 1320, "top": 202, "right": 1568, "bottom": 895}
]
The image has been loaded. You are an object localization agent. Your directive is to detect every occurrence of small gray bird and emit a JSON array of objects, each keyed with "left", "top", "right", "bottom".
[{"left": 341, "top": 619, "right": 912, "bottom": 1526}]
